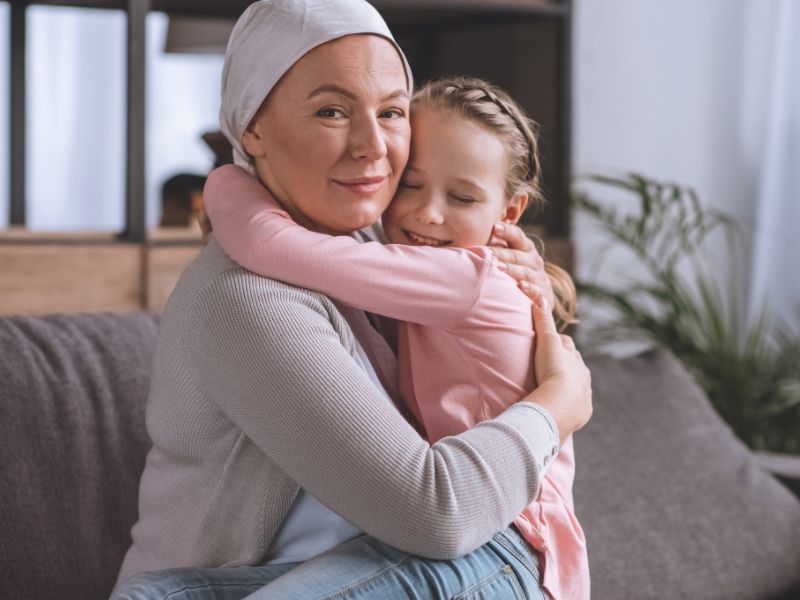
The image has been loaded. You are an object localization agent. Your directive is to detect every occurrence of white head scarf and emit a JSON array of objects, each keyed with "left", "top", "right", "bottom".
[{"left": 220, "top": 0, "right": 413, "bottom": 173}]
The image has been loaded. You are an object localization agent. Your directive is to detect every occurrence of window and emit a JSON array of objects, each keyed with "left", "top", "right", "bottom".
[{"left": 2, "top": 5, "right": 223, "bottom": 232}]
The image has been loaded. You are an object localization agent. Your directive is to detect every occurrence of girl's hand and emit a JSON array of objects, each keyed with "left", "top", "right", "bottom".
[
  {"left": 525, "top": 295, "right": 592, "bottom": 444},
  {"left": 489, "top": 222, "right": 555, "bottom": 306}
]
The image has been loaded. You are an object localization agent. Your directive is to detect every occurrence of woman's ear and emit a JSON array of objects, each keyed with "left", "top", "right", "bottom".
[
  {"left": 242, "top": 98, "right": 271, "bottom": 159},
  {"left": 241, "top": 125, "right": 265, "bottom": 160},
  {"left": 500, "top": 192, "right": 529, "bottom": 225}
]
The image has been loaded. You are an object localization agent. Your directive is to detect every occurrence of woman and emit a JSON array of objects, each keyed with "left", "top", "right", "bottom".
[{"left": 113, "top": 1, "right": 592, "bottom": 598}]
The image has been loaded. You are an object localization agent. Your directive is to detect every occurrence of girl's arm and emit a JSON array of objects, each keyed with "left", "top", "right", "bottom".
[{"left": 203, "top": 165, "right": 495, "bottom": 327}]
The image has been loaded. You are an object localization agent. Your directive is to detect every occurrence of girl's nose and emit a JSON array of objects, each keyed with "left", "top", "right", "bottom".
[
  {"left": 414, "top": 195, "right": 445, "bottom": 225},
  {"left": 350, "top": 115, "right": 387, "bottom": 161}
]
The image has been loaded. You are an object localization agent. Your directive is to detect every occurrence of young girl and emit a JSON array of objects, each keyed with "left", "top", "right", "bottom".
[{"left": 204, "top": 76, "right": 589, "bottom": 600}]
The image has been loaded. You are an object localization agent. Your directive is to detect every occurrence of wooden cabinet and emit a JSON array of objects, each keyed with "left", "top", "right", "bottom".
[{"left": 2, "top": 0, "right": 572, "bottom": 315}]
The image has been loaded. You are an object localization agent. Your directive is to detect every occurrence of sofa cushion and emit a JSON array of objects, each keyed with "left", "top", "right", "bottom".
[
  {"left": 577, "top": 348, "right": 800, "bottom": 600},
  {"left": 0, "top": 312, "right": 158, "bottom": 600}
]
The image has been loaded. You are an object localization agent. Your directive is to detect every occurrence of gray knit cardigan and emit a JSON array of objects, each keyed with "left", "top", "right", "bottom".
[{"left": 117, "top": 240, "right": 560, "bottom": 585}]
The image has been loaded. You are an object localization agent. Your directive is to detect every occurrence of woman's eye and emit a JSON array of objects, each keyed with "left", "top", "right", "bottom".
[
  {"left": 380, "top": 108, "right": 406, "bottom": 119},
  {"left": 451, "top": 194, "right": 476, "bottom": 205},
  {"left": 316, "top": 108, "right": 346, "bottom": 119}
]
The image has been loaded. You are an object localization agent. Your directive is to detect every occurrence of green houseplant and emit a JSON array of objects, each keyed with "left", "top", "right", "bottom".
[{"left": 573, "top": 173, "right": 800, "bottom": 455}]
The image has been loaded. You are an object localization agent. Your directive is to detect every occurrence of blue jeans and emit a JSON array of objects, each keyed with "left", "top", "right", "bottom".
[{"left": 113, "top": 527, "right": 547, "bottom": 599}]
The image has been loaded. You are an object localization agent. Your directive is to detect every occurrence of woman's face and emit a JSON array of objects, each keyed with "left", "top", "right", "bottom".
[
  {"left": 382, "top": 107, "right": 522, "bottom": 248},
  {"left": 242, "top": 35, "right": 411, "bottom": 235}
]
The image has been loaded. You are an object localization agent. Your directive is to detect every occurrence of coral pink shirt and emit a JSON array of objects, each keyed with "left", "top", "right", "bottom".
[{"left": 204, "top": 165, "right": 590, "bottom": 600}]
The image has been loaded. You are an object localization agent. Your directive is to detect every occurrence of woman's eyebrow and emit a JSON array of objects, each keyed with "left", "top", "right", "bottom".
[
  {"left": 383, "top": 89, "right": 410, "bottom": 102},
  {"left": 306, "top": 84, "right": 409, "bottom": 102}
]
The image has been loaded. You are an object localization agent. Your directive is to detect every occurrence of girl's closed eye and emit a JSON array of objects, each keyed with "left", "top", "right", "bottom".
[{"left": 450, "top": 192, "right": 478, "bottom": 205}]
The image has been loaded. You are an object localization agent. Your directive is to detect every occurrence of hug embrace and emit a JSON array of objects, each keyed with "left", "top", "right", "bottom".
[{"left": 112, "top": 1, "right": 593, "bottom": 599}]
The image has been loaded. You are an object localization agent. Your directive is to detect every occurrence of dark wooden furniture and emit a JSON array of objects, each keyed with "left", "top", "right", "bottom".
[{"left": 2, "top": 0, "right": 572, "bottom": 314}]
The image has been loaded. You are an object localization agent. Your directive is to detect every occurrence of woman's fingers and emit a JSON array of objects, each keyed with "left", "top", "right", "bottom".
[
  {"left": 529, "top": 293, "right": 593, "bottom": 440},
  {"left": 532, "top": 295, "right": 558, "bottom": 340}
]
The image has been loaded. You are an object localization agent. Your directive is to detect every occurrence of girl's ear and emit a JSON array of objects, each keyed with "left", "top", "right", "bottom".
[{"left": 500, "top": 192, "right": 529, "bottom": 225}]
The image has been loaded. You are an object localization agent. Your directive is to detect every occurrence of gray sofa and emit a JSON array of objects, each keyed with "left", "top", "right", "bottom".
[{"left": 2, "top": 312, "right": 800, "bottom": 600}]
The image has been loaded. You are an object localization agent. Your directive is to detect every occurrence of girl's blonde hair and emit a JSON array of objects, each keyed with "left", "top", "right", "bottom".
[{"left": 412, "top": 76, "right": 577, "bottom": 331}]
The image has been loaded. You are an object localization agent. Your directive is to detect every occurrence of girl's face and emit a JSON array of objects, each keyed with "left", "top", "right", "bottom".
[{"left": 382, "top": 106, "right": 526, "bottom": 248}]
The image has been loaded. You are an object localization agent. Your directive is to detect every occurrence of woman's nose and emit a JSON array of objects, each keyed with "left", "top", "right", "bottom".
[{"left": 350, "top": 116, "right": 387, "bottom": 161}]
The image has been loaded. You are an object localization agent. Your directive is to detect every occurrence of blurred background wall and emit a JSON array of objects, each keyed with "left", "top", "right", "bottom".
[
  {"left": 0, "top": 0, "right": 797, "bottom": 326},
  {"left": 573, "top": 0, "right": 799, "bottom": 331}
]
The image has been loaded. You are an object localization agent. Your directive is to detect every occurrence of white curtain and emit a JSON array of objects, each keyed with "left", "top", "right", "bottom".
[
  {"left": 26, "top": 6, "right": 127, "bottom": 231},
  {"left": 743, "top": 0, "right": 800, "bottom": 328},
  {"left": 0, "top": 5, "right": 223, "bottom": 231},
  {"left": 573, "top": 0, "right": 800, "bottom": 334}
]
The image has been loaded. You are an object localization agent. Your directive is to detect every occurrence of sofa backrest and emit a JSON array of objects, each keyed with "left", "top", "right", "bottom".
[
  {"left": 0, "top": 312, "right": 158, "bottom": 600},
  {"left": 576, "top": 348, "right": 800, "bottom": 600},
  {"left": 2, "top": 313, "right": 799, "bottom": 600}
]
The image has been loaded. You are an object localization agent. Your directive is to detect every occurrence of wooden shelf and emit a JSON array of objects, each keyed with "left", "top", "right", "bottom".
[
  {"left": 8, "top": 0, "right": 566, "bottom": 18},
  {"left": 3, "top": 0, "right": 573, "bottom": 314},
  {"left": 0, "top": 226, "right": 203, "bottom": 245},
  {"left": 0, "top": 229, "right": 203, "bottom": 315},
  {"left": 0, "top": 228, "right": 118, "bottom": 244}
]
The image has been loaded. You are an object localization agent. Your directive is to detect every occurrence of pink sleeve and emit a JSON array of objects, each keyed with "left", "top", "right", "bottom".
[{"left": 203, "top": 165, "right": 495, "bottom": 327}]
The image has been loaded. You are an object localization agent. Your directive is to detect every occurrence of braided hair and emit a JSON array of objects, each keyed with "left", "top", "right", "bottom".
[
  {"left": 411, "top": 76, "right": 544, "bottom": 210},
  {"left": 412, "top": 76, "right": 577, "bottom": 330}
]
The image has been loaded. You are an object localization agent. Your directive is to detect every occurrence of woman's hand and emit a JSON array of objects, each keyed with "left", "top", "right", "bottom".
[
  {"left": 488, "top": 222, "right": 555, "bottom": 306},
  {"left": 526, "top": 295, "right": 592, "bottom": 444}
]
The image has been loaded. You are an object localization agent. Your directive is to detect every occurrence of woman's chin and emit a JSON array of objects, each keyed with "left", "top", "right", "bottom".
[
  {"left": 319, "top": 210, "right": 382, "bottom": 234},
  {"left": 336, "top": 202, "right": 391, "bottom": 232}
]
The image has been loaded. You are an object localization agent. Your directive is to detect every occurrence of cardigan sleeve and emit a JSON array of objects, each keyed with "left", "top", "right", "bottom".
[
  {"left": 203, "top": 165, "right": 494, "bottom": 328},
  {"left": 184, "top": 269, "right": 560, "bottom": 560}
]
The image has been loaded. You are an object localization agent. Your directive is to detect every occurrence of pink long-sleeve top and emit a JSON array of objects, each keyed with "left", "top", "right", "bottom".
[{"left": 203, "top": 165, "right": 590, "bottom": 600}]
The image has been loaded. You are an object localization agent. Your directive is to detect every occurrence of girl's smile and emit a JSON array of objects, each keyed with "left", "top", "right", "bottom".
[
  {"left": 382, "top": 106, "right": 525, "bottom": 248},
  {"left": 401, "top": 229, "right": 453, "bottom": 246}
]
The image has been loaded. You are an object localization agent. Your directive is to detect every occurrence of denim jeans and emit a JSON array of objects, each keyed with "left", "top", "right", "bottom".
[{"left": 112, "top": 526, "right": 547, "bottom": 600}]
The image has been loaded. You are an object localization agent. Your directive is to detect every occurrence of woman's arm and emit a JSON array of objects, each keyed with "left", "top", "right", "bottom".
[
  {"left": 184, "top": 268, "right": 560, "bottom": 560},
  {"left": 203, "top": 165, "right": 494, "bottom": 327}
]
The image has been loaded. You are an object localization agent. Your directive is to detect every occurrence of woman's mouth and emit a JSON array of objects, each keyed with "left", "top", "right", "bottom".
[
  {"left": 334, "top": 176, "right": 386, "bottom": 196},
  {"left": 403, "top": 229, "right": 452, "bottom": 247}
]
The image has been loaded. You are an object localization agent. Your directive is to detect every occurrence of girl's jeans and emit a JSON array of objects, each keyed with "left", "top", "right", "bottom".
[{"left": 112, "top": 526, "right": 547, "bottom": 599}]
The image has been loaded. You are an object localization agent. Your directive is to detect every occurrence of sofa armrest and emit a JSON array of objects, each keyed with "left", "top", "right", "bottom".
[{"left": 755, "top": 451, "right": 800, "bottom": 500}]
